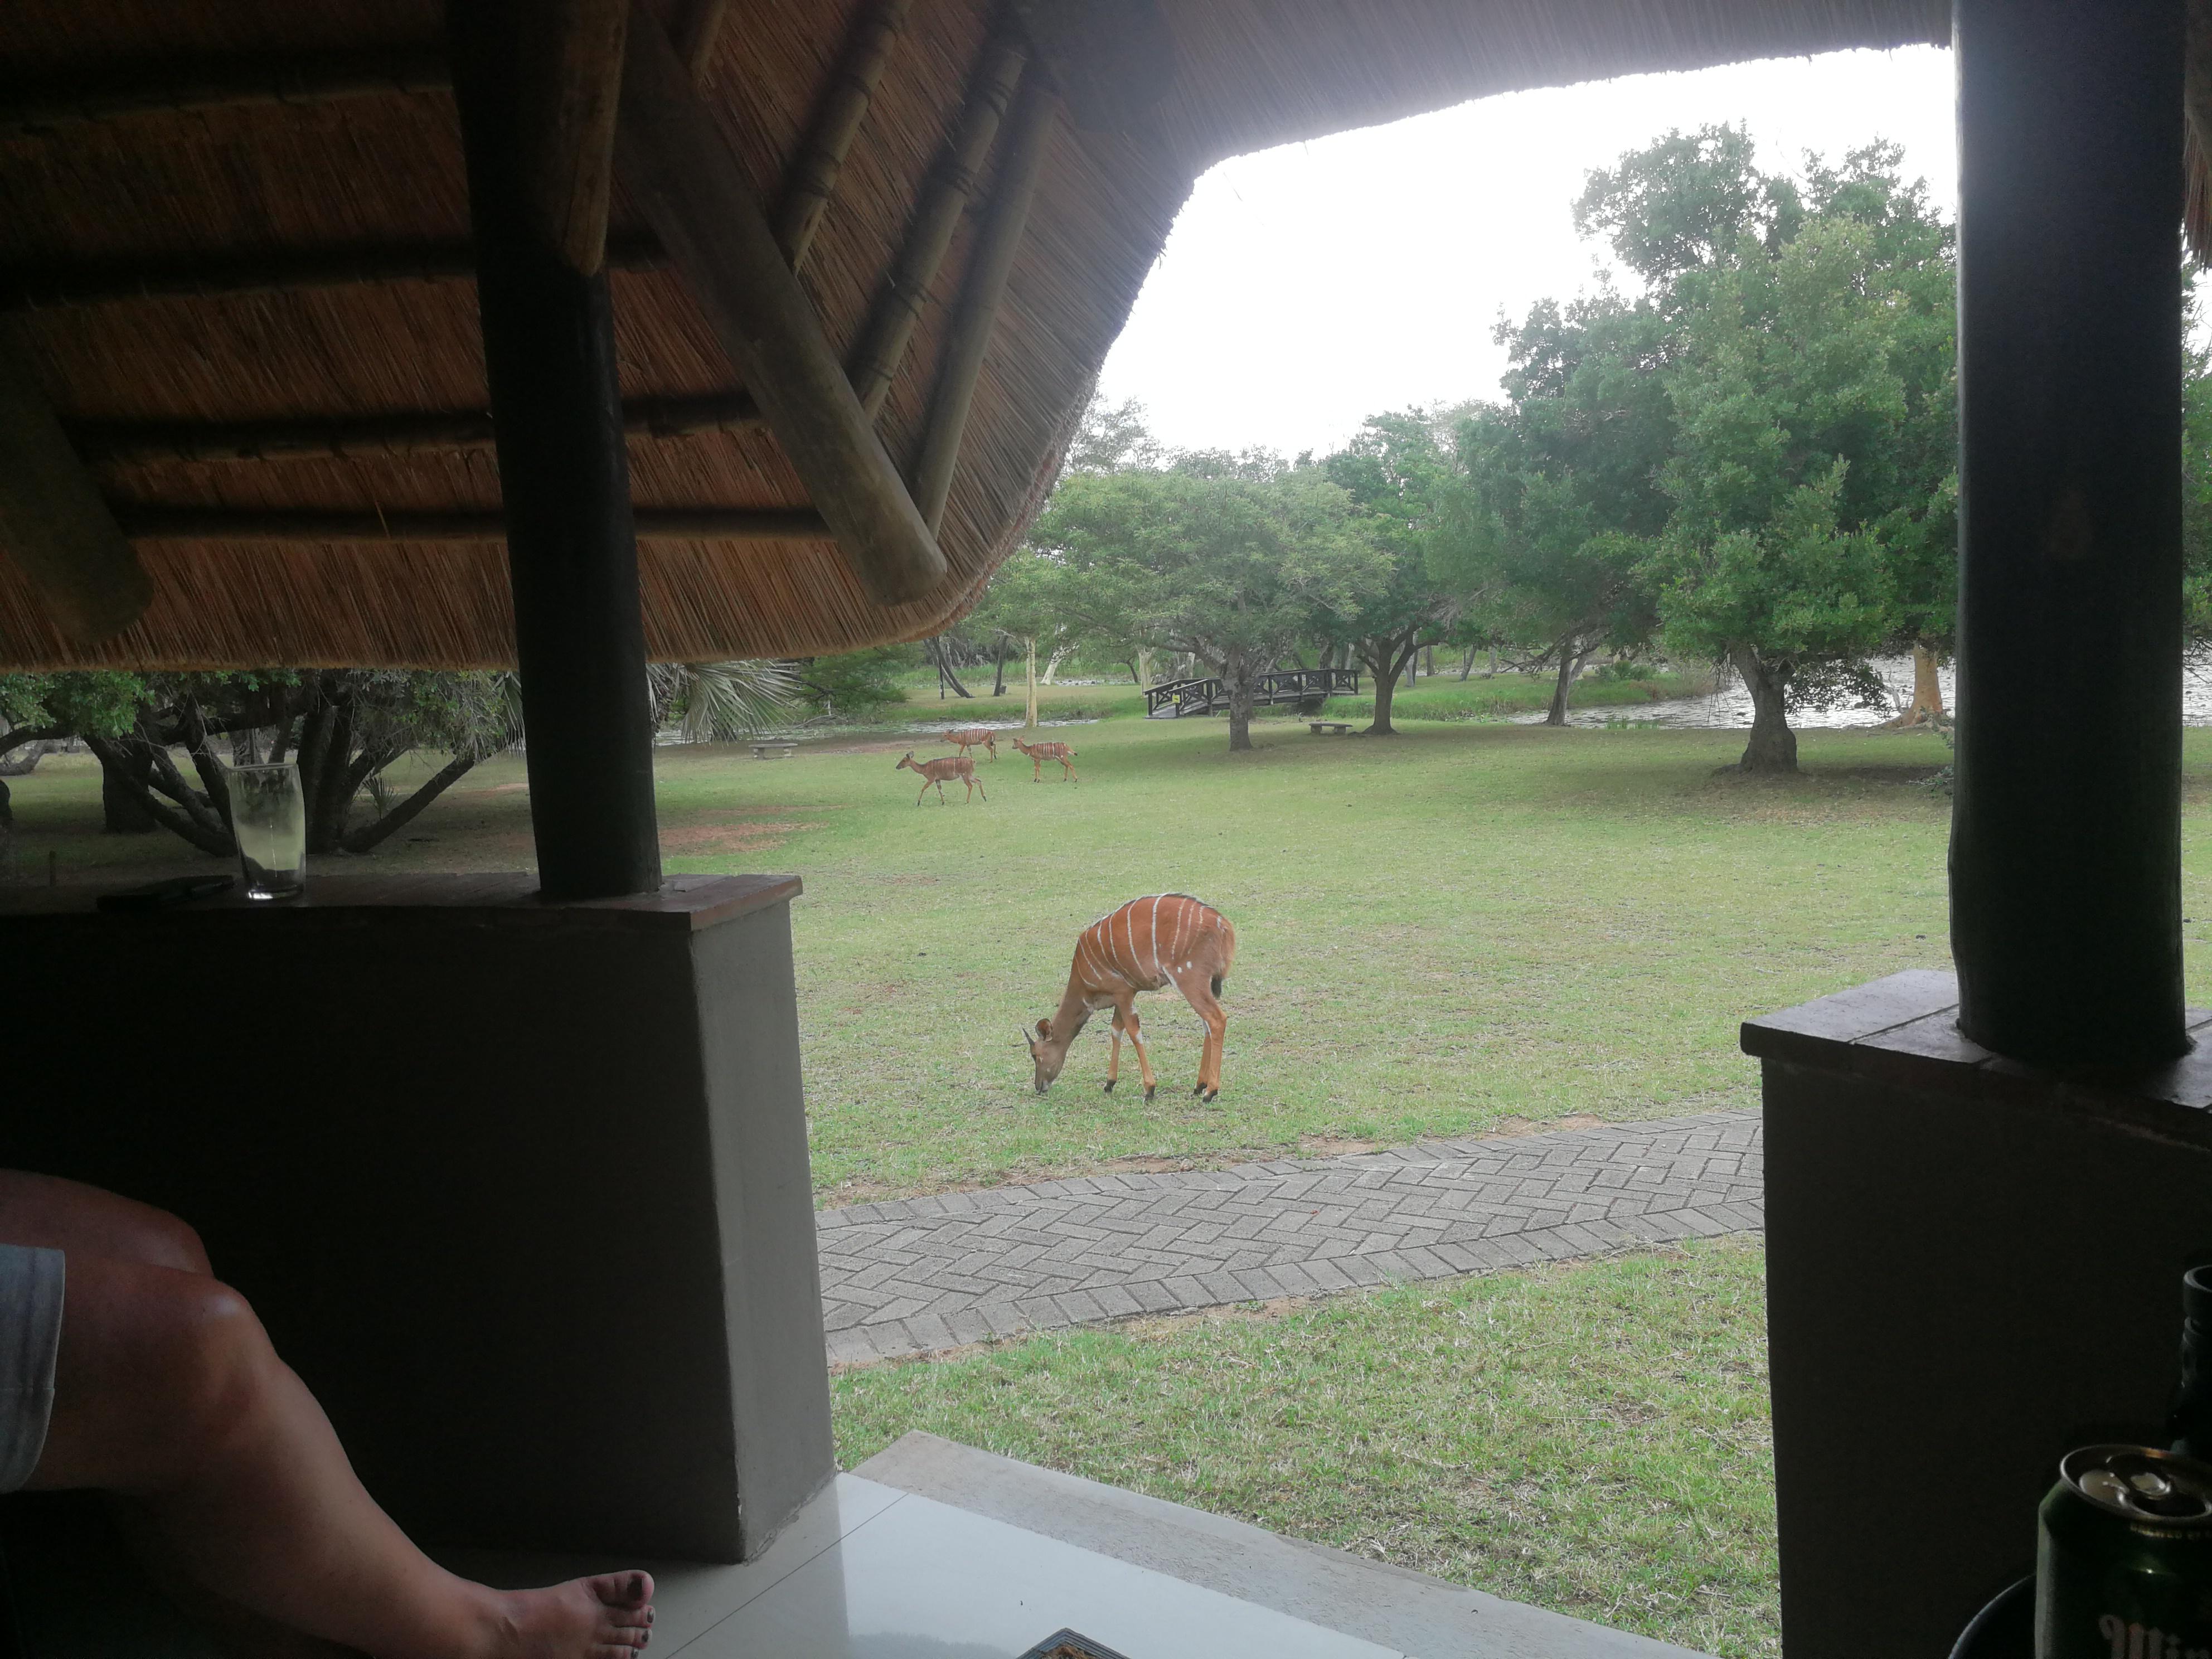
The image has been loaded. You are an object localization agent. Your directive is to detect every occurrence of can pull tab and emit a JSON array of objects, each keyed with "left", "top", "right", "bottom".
[{"left": 2088, "top": 1456, "right": 2212, "bottom": 1520}]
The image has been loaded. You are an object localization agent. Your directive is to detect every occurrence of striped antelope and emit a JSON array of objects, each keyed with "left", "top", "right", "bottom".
[
  {"left": 895, "top": 751, "right": 987, "bottom": 806},
  {"left": 1009, "top": 733, "right": 1079, "bottom": 783},
  {"left": 1026, "top": 895, "right": 1236, "bottom": 1102},
  {"left": 942, "top": 726, "right": 998, "bottom": 761}
]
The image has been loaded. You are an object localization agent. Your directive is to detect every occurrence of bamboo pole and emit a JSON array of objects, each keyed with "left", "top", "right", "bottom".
[
  {"left": 0, "top": 339, "right": 151, "bottom": 642},
  {"left": 846, "top": 28, "right": 1029, "bottom": 422},
  {"left": 76, "top": 390, "right": 764, "bottom": 465},
  {"left": 910, "top": 66, "right": 1053, "bottom": 532},
  {"left": 614, "top": 0, "right": 947, "bottom": 605},
  {"left": 677, "top": 0, "right": 733, "bottom": 83},
  {"left": 0, "top": 234, "right": 667, "bottom": 311},
  {"left": 0, "top": 49, "right": 450, "bottom": 135},
  {"left": 775, "top": 0, "right": 913, "bottom": 270},
  {"left": 114, "top": 506, "right": 827, "bottom": 542}
]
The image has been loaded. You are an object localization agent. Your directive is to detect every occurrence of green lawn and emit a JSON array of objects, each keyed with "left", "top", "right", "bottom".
[
  {"left": 835, "top": 1238, "right": 1778, "bottom": 1658},
  {"left": 22, "top": 691, "right": 2212, "bottom": 1200}
]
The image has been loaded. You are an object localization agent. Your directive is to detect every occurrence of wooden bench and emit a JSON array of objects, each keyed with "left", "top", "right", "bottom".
[
  {"left": 1307, "top": 721, "right": 1352, "bottom": 735},
  {"left": 751, "top": 740, "right": 799, "bottom": 759}
]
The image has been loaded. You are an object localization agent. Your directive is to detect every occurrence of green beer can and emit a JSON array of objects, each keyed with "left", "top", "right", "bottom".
[{"left": 2037, "top": 1445, "right": 2212, "bottom": 1657}]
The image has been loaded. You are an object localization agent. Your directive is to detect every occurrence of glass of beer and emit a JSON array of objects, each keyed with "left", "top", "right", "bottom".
[{"left": 229, "top": 763, "right": 306, "bottom": 900}]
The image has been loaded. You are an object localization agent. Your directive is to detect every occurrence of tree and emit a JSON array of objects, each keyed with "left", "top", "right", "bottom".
[
  {"left": 1318, "top": 412, "right": 1459, "bottom": 735},
  {"left": 1035, "top": 452, "right": 1382, "bottom": 750},
  {"left": 970, "top": 548, "right": 1086, "bottom": 727},
  {"left": 1429, "top": 287, "right": 1673, "bottom": 722}
]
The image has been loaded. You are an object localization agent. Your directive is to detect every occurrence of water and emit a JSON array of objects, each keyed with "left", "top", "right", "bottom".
[{"left": 1516, "top": 654, "right": 2212, "bottom": 730}]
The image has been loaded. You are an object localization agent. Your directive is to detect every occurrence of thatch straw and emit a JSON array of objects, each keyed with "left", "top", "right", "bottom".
[{"left": 0, "top": 0, "right": 1949, "bottom": 671}]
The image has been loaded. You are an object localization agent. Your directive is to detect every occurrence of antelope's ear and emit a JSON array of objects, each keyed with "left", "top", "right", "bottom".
[{"left": 1035, "top": 1018, "right": 1052, "bottom": 1039}]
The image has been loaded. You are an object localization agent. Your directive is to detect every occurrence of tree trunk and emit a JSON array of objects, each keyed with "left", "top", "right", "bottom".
[
  {"left": 1040, "top": 644, "right": 1073, "bottom": 685},
  {"left": 1025, "top": 637, "right": 1039, "bottom": 729},
  {"left": 1545, "top": 639, "right": 1594, "bottom": 726},
  {"left": 1368, "top": 656, "right": 1399, "bottom": 735},
  {"left": 97, "top": 740, "right": 157, "bottom": 833},
  {"left": 1459, "top": 647, "right": 1474, "bottom": 681},
  {"left": 1909, "top": 639, "right": 1947, "bottom": 723},
  {"left": 1225, "top": 654, "right": 1254, "bottom": 751},
  {"left": 1486, "top": 645, "right": 1498, "bottom": 678},
  {"left": 1134, "top": 646, "right": 1155, "bottom": 687},
  {"left": 342, "top": 751, "right": 482, "bottom": 853},
  {"left": 992, "top": 635, "right": 1009, "bottom": 696},
  {"left": 929, "top": 636, "right": 972, "bottom": 698},
  {"left": 1730, "top": 646, "right": 1798, "bottom": 773}
]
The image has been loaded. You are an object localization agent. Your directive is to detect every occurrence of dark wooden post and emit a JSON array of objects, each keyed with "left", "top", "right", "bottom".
[
  {"left": 448, "top": 0, "right": 662, "bottom": 900},
  {"left": 1949, "top": 0, "right": 2185, "bottom": 1067}
]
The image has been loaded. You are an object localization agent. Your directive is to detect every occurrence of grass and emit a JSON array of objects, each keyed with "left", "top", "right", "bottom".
[
  {"left": 833, "top": 1238, "right": 1778, "bottom": 1658},
  {"left": 22, "top": 696, "right": 2212, "bottom": 1205}
]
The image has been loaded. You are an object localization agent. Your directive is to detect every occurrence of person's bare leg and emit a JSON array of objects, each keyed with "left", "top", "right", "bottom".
[
  {"left": 0, "top": 1170, "right": 210, "bottom": 1274},
  {"left": 19, "top": 1251, "right": 652, "bottom": 1658}
]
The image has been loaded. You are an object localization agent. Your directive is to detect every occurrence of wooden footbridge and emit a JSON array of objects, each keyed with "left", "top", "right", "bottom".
[{"left": 1143, "top": 668, "right": 1360, "bottom": 719}]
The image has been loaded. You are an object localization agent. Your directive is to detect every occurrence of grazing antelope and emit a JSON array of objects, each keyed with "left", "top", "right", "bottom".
[
  {"left": 895, "top": 751, "right": 987, "bottom": 806},
  {"left": 942, "top": 726, "right": 998, "bottom": 761},
  {"left": 1026, "top": 894, "right": 1236, "bottom": 1103},
  {"left": 1009, "top": 733, "right": 1079, "bottom": 783}
]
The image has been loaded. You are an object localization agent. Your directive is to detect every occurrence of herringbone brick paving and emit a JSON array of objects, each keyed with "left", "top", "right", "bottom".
[{"left": 818, "top": 1110, "right": 1763, "bottom": 1364}]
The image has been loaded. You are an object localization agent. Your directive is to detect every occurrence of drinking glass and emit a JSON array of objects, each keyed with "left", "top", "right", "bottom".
[{"left": 229, "top": 762, "right": 305, "bottom": 900}]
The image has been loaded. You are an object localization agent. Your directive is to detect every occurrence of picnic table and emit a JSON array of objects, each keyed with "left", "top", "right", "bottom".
[
  {"left": 1307, "top": 721, "right": 1352, "bottom": 735},
  {"left": 751, "top": 740, "right": 799, "bottom": 759}
]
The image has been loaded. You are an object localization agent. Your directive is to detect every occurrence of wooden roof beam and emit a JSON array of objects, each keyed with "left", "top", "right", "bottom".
[
  {"left": 614, "top": 0, "right": 947, "bottom": 605},
  {"left": 0, "top": 50, "right": 450, "bottom": 135},
  {"left": 73, "top": 390, "right": 764, "bottom": 467},
  {"left": 0, "top": 235, "right": 668, "bottom": 312},
  {"left": 846, "top": 26, "right": 1030, "bottom": 422},
  {"left": 115, "top": 507, "right": 827, "bottom": 542},
  {"left": 776, "top": 0, "right": 914, "bottom": 270},
  {"left": 910, "top": 65, "right": 1053, "bottom": 533},
  {"left": 517, "top": 0, "right": 629, "bottom": 275},
  {"left": 0, "top": 340, "right": 151, "bottom": 642}
]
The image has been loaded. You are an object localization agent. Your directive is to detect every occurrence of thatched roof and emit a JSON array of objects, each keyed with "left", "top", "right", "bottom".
[{"left": 0, "top": 0, "right": 1951, "bottom": 672}]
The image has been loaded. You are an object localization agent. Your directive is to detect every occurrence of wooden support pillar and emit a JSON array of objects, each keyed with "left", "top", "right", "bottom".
[
  {"left": 1949, "top": 0, "right": 2186, "bottom": 1066},
  {"left": 448, "top": 0, "right": 661, "bottom": 900}
]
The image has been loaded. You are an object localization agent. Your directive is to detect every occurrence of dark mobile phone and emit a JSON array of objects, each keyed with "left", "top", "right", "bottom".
[{"left": 95, "top": 875, "right": 236, "bottom": 913}]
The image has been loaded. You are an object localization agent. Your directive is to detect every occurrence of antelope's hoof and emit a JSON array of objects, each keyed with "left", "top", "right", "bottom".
[
  {"left": 1103, "top": 1079, "right": 1115, "bottom": 1094},
  {"left": 1203, "top": 1088, "right": 1219, "bottom": 1104},
  {"left": 1144, "top": 1084, "right": 1156, "bottom": 1102},
  {"left": 1192, "top": 1083, "right": 1205, "bottom": 1098}
]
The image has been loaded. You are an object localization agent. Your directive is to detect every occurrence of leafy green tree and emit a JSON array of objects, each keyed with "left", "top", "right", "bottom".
[
  {"left": 1317, "top": 412, "right": 1459, "bottom": 736},
  {"left": 1034, "top": 453, "right": 1382, "bottom": 750},
  {"left": 1430, "top": 290, "right": 1673, "bottom": 722}
]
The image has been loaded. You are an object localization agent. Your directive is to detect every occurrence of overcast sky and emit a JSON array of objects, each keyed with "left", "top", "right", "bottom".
[{"left": 1093, "top": 46, "right": 1958, "bottom": 459}]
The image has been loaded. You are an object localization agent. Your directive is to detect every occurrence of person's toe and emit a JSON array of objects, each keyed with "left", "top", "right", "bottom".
[{"left": 593, "top": 1571, "right": 654, "bottom": 1611}]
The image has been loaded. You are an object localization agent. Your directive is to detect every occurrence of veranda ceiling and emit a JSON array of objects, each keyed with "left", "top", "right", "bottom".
[{"left": 0, "top": 0, "right": 1952, "bottom": 671}]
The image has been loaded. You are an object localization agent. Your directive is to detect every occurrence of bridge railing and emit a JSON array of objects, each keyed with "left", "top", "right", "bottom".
[{"left": 1144, "top": 667, "right": 1360, "bottom": 717}]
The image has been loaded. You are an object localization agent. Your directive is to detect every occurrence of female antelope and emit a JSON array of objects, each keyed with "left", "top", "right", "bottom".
[
  {"left": 895, "top": 751, "right": 986, "bottom": 805},
  {"left": 1026, "top": 895, "right": 1236, "bottom": 1102},
  {"left": 1009, "top": 734, "right": 1078, "bottom": 782}
]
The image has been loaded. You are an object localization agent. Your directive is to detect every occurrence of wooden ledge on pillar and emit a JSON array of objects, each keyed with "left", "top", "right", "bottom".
[
  {"left": 0, "top": 870, "right": 798, "bottom": 931},
  {"left": 1742, "top": 968, "right": 2212, "bottom": 1148},
  {"left": 1, "top": 867, "right": 833, "bottom": 1564},
  {"left": 1745, "top": 969, "right": 2212, "bottom": 1658}
]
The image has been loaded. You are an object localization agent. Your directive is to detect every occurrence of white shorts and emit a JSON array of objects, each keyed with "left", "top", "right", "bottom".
[{"left": 0, "top": 1243, "right": 63, "bottom": 1492}]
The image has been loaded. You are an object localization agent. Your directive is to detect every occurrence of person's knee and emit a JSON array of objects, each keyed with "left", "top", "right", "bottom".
[
  {"left": 148, "top": 1278, "right": 282, "bottom": 1468},
  {"left": 128, "top": 1206, "right": 211, "bottom": 1276}
]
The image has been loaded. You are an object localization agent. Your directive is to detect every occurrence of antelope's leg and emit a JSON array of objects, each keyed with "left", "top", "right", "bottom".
[
  {"left": 1174, "top": 970, "right": 1227, "bottom": 1100},
  {"left": 915, "top": 780, "right": 930, "bottom": 806},
  {"left": 1123, "top": 1005, "right": 1156, "bottom": 1099},
  {"left": 975, "top": 774, "right": 987, "bottom": 801},
  {"left": 1106, "top": 1010, "right": 1123, "bottom": 1093},
  {"left": 1066, "top": 760, "right": 1080, "bottom": 783}
]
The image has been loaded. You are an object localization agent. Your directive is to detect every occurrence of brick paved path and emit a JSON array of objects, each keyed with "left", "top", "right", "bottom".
[{"left": 819, "top": 1110, "right": 1763, "bottom": 1365}]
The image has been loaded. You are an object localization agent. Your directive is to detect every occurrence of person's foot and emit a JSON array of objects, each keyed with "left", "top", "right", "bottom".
[{"left": 484, "top": 1572, "right": 654, "bottom": 1658}]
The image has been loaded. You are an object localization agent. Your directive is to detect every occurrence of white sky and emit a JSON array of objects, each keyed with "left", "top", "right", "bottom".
[{"left": 1094, "top": 46, "right": 1958, "bottom": 459}]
